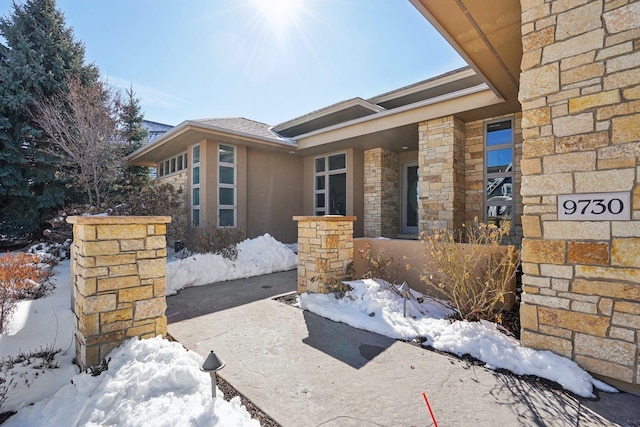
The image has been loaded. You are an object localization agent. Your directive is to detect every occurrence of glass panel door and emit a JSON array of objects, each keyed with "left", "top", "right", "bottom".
[
  {"left": 402, "top": 162, "right": 419, "bottom": 235},
  {"left": 328, "top": 173, "right": 346, "bottom": 215}
]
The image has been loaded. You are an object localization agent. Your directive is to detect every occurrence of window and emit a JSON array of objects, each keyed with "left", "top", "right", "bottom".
[
  {"left": 314, "top": 153, "right": 346, "bottom": 216},
  {"left": 484, "top": 119, "right": 514, "bottom": 228},
  {"left": 192, "top": 144, "right": 201, "bottom": 226},
  {"left": 156, "top": 151, "right": 187, "bottom": 177},
  {"left": 218, "top": 144, "right": 236, "bottom": 227}
]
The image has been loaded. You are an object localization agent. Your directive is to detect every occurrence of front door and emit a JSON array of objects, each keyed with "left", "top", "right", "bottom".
[{"left": 402, "top": 162, "right": 419, "bottom": 235}]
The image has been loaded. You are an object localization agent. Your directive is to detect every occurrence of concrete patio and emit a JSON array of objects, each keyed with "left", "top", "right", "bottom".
[{"left": 166, "top": 271, "right": 640, "bottom": 426}]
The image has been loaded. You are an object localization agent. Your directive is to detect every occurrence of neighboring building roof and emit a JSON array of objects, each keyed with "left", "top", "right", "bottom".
[
  {"left": 193, "top": 117, "right": 285, "bottom": 141},
  {"left": 143, "top": 120, "right": 174, "bottom": 143}
]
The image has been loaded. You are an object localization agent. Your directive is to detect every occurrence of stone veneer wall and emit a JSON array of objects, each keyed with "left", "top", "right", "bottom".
[
  {"left": 465, "top": 113, "right": 525, "bottom": 244},
  {"left": 294, "top": 216, "right": 356, "bottom": 294},
  {"left": 519, "top": 0, "right": 640, "bottom": 391},
  {"left": 418, "top": 116, "right": 466, "bottom": 233},
  {"left": 156, "top": 170, "right": 187, "bottom": 191},
  {"left": 363, "top": 148, "right": 399, "bottom": 237},
  {"left": 67, "top": 215, "right": 171, "bottom": 370},
  {"left": 155, "top": 171, "right": 187, "bottom": 243}
]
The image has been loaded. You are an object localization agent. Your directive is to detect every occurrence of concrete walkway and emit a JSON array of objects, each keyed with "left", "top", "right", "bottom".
[{"left": 167, "top": 271, "right": 640, "bottom": 426}]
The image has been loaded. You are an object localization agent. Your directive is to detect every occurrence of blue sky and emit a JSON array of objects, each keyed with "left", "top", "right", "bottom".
[{"left": 1, "top": 0, "right": 466, "bottom": 126}]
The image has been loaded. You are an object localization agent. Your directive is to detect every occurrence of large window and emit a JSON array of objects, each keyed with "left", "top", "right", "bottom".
[
  {"left": 314, "top": 153, "right": 346, "bottom": 216},
  {"left": 157, "top": 151, "right": 187, "bottom": 177},
  {"left": 191, "top": 145, "right": 200, "bottom": 227},
  {"left": 218, "top": 144, "right": 236, "bottom": 227},
  {"left": 484, "top": 119, "right": 514, "bottom": 228}
]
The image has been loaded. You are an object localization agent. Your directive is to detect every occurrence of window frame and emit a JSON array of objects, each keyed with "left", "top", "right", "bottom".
[
  {"left": 483, "top": 117, "right": 515, "bottom": 229},
  {"left": 191, "top": 144, "right": 201, "bottom": 227},
  {"left": 218, "top": 144, "right": 237, "bottom": 227},
  {"left": 313, "top": 152, "right": 347, "bottom": 216},
  {"left": 156, "top": 150, "right": 188, "bottom": 178}
]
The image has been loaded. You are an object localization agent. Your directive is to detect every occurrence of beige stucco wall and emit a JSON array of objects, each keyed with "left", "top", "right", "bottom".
[
  {"left": 352, "top": 237, "right": 516, "bottom": 310},
  {"left": 246, "top": 148, "right": 302, "bottom": 243}
]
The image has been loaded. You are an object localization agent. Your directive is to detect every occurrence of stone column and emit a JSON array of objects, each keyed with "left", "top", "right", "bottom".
[
  {"left": 363, "top": 148, "right": 399, "bottom": 237},
  {"left": 294, "top": 216, "right": 356, "bottom": 294},
  {"left": 418, "top": 116, "right": 466, "bottom": 233},
  {"left": 67, "top": 216, "right": 171, "bottom": 370},
  {"left": 519, "top": 0, "right": 640, "bottom": 393}
]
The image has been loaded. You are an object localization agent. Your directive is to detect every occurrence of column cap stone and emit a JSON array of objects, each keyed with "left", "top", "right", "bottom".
[
  {"left": 293, "top": 215, "right": 357, "bottom": 222},
  {"left": 67, "top": 215, "right": 172, "bottom": 225}
]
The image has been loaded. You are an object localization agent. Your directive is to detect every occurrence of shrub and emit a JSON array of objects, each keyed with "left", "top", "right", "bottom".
[
  {"left": 112, "top": 183, "right": 188, "bottom": 242},
  {"left": 0, "top": 253, "right": 53, "bottom": 334},
  {"left": 186, "top": 225, "right": 245, "bottom": 260},
  {"left": 357, "top": 244, "right": 407, "bottom": 285},
  {"left": 420, "top": 218, "right": 519, "bottom": 323}
]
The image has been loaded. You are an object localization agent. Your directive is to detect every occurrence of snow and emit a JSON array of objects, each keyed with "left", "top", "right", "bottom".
[
  {"left": 1, "top": 233, "right": 619, "bottom": 426},
  {"left": 165, "top": 233, "right": 297, "bottom": 295},
  {"left": 5, "top": 337, "right": 259, "bottom": 427},
  {"left": 299, "top": 278, "right": 618, "bottom": 398}
]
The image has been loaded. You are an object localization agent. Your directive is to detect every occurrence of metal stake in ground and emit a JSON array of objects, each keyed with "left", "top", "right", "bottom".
[
  {"left": 398, "top": 281, "right": 409, "bottom": 317},
  {"left": 201, "top": 351, "right": 226, "bottom": 399}
]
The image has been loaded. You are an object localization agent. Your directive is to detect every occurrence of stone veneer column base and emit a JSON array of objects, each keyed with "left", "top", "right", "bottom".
[
  {"left": 67, "top": 215, "right": 171, "bottom": 370},
  {"left": 294, "top": 216, "right": 356, "bottom": 294}
]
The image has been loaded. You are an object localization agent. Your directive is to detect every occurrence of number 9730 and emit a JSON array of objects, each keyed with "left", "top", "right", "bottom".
[{"left": 558, "top": 193, "right": 629, "bottom": 221}]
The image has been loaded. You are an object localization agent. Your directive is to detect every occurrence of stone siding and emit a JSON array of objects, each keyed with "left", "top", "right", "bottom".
[
  {"left": 67, "top": 216, "right": 171, "bottom": 370},
  {"left": 156, "top": 170, "right": 187, "bottom": 192},
  {"left": 418, "top": 116, "right": 466, "bottom": 232},
  {"left": 155, "top": 171, "right": 187, "bottom": 243},
  {"left": 519, "top": 0, "right": 640, "bottom": 391},
  {"left": 363, "top": 148, "right": 399, "bottom": 237},
  {"left": 294, "top": 216, "right": 356, "bottom": 294}
]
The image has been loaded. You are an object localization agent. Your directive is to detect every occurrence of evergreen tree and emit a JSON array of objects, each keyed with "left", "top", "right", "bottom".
[
  {"left": 113, "top": 86, "right": 150, "bottom": 200},
  {"left": 0, "top": 0, "right": 98, "bottom": 236}
]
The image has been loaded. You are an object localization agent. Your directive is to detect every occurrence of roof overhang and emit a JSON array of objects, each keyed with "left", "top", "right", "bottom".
[
  {"left": 272, "top": 97, "right": 385, "bottom": 138},
  {"left": 294, "top": 83, "right": 503, "bottom": 156},
  {"left": 409, "top": 0, "right": 522, "bottom": 110},
  {"left": 127, "top": 120, "right": 296, "bottom": 166}
]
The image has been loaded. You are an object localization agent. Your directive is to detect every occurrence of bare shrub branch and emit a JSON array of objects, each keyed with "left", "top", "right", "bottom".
[
  {"left": 420, "top": 218, "right": 520, "bottom": 323},
  {"left": 34, "top": 77, "right": 123, "bottom": 206}
]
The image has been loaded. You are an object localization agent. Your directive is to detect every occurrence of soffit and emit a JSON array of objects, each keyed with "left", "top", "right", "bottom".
[
  {"left": 273, "top": 98, "right": 384, "bottom": 138},
  {"left": 410, "top": 0, "right": 522, "bottom": 103}
]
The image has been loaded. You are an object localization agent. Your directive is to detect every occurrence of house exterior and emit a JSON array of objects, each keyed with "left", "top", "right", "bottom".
[
  {"left": 128, "top": 66, "right": 521, "bottom": 244},
  {"left": 128, "top": 0, "right": 640, "bottom": 393}
]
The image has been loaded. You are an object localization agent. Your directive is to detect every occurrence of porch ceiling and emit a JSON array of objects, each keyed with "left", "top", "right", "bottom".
[{"left": 409, "top": 0, "right": 522, "bottom": 114}]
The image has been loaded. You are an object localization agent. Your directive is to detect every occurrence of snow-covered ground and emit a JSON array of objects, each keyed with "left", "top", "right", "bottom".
[
  {"left": 166, "top": 233, "right": 297, "bottom": 295},
  {"left": 299, "top": 278, "right": 618, "bottom": 398},
  {"left": 1, "top": 233, "right": 618, "bottom": 426},
  {"left": 1, "top": 233, "right": 296, "bottom": 426}
]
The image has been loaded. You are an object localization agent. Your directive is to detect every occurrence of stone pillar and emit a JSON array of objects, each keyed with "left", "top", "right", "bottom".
[
  {"left": 294, "top": 216, "right": 356, "bottom": 294},
  {"left": 67, "top": 216, "right": 171, "bottom": 370},
  {"left": 363, "top": 148, "right": 399, "bottom": 237},
  {"left": 519, "top": 0, "right": 640, "bottom": 393},
  {"left": 418, "top": 116, "right": 466, "bottom": 233}
]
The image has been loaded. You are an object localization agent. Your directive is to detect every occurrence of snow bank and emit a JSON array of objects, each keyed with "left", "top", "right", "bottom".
[
  {"left": 299, "top": 278, "right": 618, "bottom": 398},
  {"left": 0, "top": 261, "right": 78, "bottom": 412},
  {"left": 5, "top": 336, "right": 259, "bottom": 427},
  {"left": 166, "top": 233, "right": 297, "bottom": 295}
]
